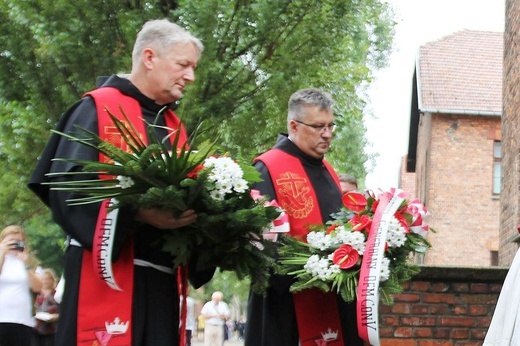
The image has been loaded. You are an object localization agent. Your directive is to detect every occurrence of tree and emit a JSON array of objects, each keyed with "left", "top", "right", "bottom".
[
  {"left": 176, "top": 0, "right": 395, "bottom": 170},
  {"left": 0, "top": 0, "right": 394, "bottom": 272}
]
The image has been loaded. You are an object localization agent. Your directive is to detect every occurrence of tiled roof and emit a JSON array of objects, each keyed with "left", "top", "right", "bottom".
[{"left": 418, "top": 30, "right": 503, "bottom": 113}]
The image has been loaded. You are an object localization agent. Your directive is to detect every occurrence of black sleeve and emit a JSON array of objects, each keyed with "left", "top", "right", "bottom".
[
  {"left": 30, "top": 98, "right": 134, "bottom": 256},
  {"left": 188, "top": 259, "right": 216, "bottom": 289}
]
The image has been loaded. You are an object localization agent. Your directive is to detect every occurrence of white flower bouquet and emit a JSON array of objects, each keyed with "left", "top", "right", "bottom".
[{"left": 45, "top": 107, "right": 280, "bottom": 293}]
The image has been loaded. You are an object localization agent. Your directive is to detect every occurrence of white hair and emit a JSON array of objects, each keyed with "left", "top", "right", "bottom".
[{"left": 132, "top": 19, "right": 203, "bottom": 65}]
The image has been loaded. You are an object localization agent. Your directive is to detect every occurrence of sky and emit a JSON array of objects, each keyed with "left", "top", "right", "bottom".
[{"left": 363, "top": 0, "right": 505, "bottom": 192}]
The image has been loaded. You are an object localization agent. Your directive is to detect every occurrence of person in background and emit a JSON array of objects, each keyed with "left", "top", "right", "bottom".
[
  {"left": 245, "top": 88, "right": 365, "bottom": 346},
  {"left": 28, "top": 19, "right": 214, "bottom": 346},
  {"left": 0, "top": 225, "right": 43, "bottom": 346},
  {"left": 33, "top": 268, "right": 60, "bottom": 346},
  {"left": 338, "top": 173, "right": 358, "bottom": 194},
  {"left": 235, "top": 319, "right": 245, "bottom": 340},
  {"left": 182, "top": 296, "right": 196, "bottom": 346},
  {"left": 225, "top": 319, "right": 234, "bottom": 340},
  {"left": 196, "top": 312, "right": 205, "bottom": 342},
  {"left": 200, "top": 291, "right": 230, "bottom": 346}
]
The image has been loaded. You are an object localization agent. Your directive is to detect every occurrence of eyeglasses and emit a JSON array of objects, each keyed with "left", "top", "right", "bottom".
[{"left": 294, "top": 120, "right": 337, "bottom": 133}]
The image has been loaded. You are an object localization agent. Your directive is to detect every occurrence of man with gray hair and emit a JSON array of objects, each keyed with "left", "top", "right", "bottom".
[
  {"left": 200, "top": 291, "right": 230, "bottom": 346},
  {"left": 245, "top": 88, "right": 364, "bottom": 345},
  {"left": 339, "top": 173, "right": 358, "bottom": 194},
  {"left": 29, "top": 19, "right": 214, "bottom": 346}
]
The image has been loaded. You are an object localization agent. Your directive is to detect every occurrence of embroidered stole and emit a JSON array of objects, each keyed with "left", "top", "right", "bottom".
[
  {"left": 255, "top": 149, "right": 345, "bottom": 345},
  {"left": 76, "top": 87, "right": 187, "bottom": 345}
]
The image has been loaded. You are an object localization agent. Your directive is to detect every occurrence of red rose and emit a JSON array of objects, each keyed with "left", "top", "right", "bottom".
[
  {"left": 332, "top": 245, "right": 360, "bottom": 269},
  {"left": 341, "top": 192, "right": 367, "bottom": 213}
]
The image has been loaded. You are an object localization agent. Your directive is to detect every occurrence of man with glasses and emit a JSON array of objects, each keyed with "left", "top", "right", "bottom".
[{"left": 245, "top": 88, "right": 364, "bottom": 346}]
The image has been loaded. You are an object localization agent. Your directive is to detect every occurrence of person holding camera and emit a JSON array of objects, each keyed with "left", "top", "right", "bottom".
[{"left": 0, "top": 225, "right": 43, "bottom": 346}]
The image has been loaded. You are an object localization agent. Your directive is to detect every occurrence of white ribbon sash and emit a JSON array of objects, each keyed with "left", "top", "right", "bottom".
[
  {"left": 93, "top": 198, "right": 122, "bottom": 291},
  {"left": 357, "top": 190, "right": 405, "bottom": 346}
]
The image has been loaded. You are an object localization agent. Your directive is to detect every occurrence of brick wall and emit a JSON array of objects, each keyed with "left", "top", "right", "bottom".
[
  {"left": 379, "top": 266, "right": 507, "bottom": 346},
  {"left": 415, "top": 113, "right": 501, "bottom": 266},
  {"left": 501, "top": 0, "right": 520, "bottom": 264},
  {"left": 399, "top": 155, "right": 416, "bottom": 197}
]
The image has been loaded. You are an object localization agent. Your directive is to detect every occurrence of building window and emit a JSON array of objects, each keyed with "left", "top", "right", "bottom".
[
  {"left": 492, "top": 141, "right": 501, "bottom": 195},
  {"left": 491, "top": 250, "right": 499, "bottom": 266}
]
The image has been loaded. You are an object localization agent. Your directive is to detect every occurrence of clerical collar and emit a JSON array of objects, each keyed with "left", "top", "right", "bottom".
[
  {"left": 100, "top": 75, "right": 174, "bottom": 114},
  {"left": 275, "top": 134, "right": 324, "bottom": 166}
]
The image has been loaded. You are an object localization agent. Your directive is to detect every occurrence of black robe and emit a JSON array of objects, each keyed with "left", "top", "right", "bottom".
[
  {"left": 244, "top": 134, "right": 364, "bottom": 346},
  {"left": 28, "top": 75, "right": 213, "bottom": 346}
]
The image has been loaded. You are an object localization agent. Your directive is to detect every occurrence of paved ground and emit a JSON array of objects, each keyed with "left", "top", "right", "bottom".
[{"left": 191, "top": 338, "right": 244, "bottom": 346}]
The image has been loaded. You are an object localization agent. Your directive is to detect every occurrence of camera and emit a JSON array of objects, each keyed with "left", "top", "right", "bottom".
[{"left": 13, "top": 241, "right": 25, "bottom": 252}]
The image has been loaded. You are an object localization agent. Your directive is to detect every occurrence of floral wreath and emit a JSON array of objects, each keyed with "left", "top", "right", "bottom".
[{"left": 276, "top": 189, "right": 432, "bottom": 304}]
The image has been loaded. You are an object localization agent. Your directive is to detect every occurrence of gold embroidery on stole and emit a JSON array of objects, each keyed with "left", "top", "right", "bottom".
[{"left": 275, "top": 172, "right": 314, "bottom": 219}]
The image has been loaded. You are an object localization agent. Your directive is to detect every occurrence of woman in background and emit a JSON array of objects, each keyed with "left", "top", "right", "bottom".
[
  {"left": 0, "top": 225, "right": 43, "bottom": 346},
  {"left": 33, "top": 268, "right": 59, "bottom": 346}
]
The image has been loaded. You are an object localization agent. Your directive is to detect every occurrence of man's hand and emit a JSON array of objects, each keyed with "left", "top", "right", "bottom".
[{"left": 135, "top": 208, "right": 197, "bottom": 229}]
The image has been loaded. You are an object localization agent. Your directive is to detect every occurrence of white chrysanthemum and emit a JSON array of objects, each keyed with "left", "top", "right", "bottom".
[
  {"left": 118, "top": 176, "right": 135, "bottom": 189},
  {"left": 215, "top": 180, "right": 233, "bottom": 194},
  {"left": 304, "top": 255, "right": 340, "bottom": 280},
  {"left": 209, "top": 189, "right": 225, "bottom": 201},
  {"left": 205, "top": 157, "right": 242, "bottom": 176},
  {"left": 386, "top": 217, "right": 407, "bottom": 248},
  {"left": 232, "top": 178, "right": 248, "bottom": 193},
  {"left": 380, "top": 257, "right": 391, "bottom": 281},
  {"left": 335, "top": 227, "right": 367, "bottom": 255},
  {"left": 203, "top": 157, "right": 247, "bottom": 200},
  {"left": 329, "top": 226, "right": 346, "bottom": 246},
  {"left": 307, "top": 232, "right": 333, "bottom": 251}
]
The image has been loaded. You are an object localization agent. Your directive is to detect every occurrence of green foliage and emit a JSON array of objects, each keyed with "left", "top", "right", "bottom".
[
  {"left": 175, "top": 0, "right": 396, "bottom": 172},
  {"left": 0, "top": 0, "right": 395, "bottom": 279},
  {"left": 25, "top": 218, "right": 66, "bottom": 276},
  {"left": 192, "top": 268, "right": 251, "bottom": 305}
]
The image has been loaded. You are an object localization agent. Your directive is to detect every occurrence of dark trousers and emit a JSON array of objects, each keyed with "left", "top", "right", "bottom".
[
  {"left": 32, "top": 332, "right": 55, "bottom": 346},
  {"left": 185, "top": 330, "right": 192, "bottom": 346},
  {"left": 0, "top": 323, "right": 32, "bottom": 346}
]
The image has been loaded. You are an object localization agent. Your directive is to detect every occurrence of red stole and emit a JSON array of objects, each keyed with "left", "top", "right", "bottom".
[
  {"left": 255, "top": 149, "right": 340, "bottom": 239},
  {"left": 255, "top": 149, "right": 346, "bottom": 345},
  {"left": 75, "top": 87, "right": 187, "bottom": 346}
]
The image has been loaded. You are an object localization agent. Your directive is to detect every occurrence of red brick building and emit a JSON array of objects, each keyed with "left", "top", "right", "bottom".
[
  {"left": 500, "top": 0, "right": 520, "bottom": 265},
  {"left": 398, "top": 155, "right": 415, "bottom": 197},
  {"left": 374, "top": 3, "right": 520, "bottom": 344},
  {"left": 404, "top": 30, "right": 503, "bottom": 267}
]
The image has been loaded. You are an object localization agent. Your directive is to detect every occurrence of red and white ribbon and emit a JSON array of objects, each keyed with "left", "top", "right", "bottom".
[
  {"left": 356, "top": 190, "right": 405, "bottom": 346},
  {"left": 250, "top": 189, "right": 290, "bottom": 241},
  {"left": 92, "top": 198, "right": 123, "bottom": 291}
]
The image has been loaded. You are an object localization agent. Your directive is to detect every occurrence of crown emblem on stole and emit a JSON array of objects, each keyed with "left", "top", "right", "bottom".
[
  {"left": 321, "top": 328, "right": 338, "bottom": 341},
  {"left": 105, "top": 317, "right": 129, "bottom": 334}
]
